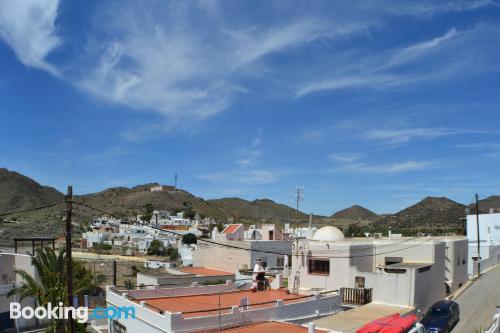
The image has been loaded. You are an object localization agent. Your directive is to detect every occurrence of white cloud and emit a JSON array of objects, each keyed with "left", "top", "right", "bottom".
[
  {"left": 237, "top": 131, "right": 263, "bottom": 167},
  {"left": 365, "top": 127, "right": 465, "bottom": 144},
  {"left": 338, "top": 160, "right": 434, "bottom": 174},
  {"left": 0, "top": 0, "right": 61, "bottom": 76},
  {"left": 328, "top": 153, "right": 361, "bottom": 163}
]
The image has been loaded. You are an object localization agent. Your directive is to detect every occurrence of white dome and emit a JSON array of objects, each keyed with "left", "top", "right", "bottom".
[{"left": 312, "top": 226, "right": 345, "bottom": 241}]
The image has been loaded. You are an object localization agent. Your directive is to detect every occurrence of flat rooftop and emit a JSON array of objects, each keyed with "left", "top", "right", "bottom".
[
  {"left": 210, "top": 321, "right": 328, "bottom": 333},
  {"left": 178, "top": 267, "right": 234, "bottom": 276},
  {"left": 137, "top": 289, "right": 307, "bottom": 318},
  {"left": 313, "top": 303, "right": 412, "bottom": 333}
]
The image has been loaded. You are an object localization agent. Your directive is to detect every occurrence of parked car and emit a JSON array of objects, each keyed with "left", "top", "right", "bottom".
[{"left": 420, "top": 300, "right": 460, "bottom": 333}]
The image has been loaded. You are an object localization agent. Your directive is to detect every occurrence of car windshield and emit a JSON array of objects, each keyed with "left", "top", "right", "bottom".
[{"left": 428, "top": 307, "right": 450, "bottom": 317}]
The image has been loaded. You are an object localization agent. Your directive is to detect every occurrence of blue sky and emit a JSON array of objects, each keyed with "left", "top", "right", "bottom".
[{"left": 1, "top": 0, "right": 500, "bottom": 215}]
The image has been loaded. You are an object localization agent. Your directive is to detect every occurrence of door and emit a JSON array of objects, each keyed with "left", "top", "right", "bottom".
[{"left": 355, "top": 276, "right": 365, "bottom": 288}]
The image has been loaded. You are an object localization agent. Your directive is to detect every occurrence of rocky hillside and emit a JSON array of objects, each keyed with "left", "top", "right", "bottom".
[
  {"left": 0, "top": 169, "right": 310, "bottom": 245},
  {"left": 0, "top": 168, "right": 63, "bottom": 213},
  {"left": 469, "top": 195, "right": 500, "bottom": 214},
  {"left": 331, "top": 205, "right": 379, "bottom": 221},
  {"left": 375, "top": 196, "right": 466, "bottom": 228}
]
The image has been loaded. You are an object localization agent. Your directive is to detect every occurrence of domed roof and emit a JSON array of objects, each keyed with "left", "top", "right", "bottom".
[{"left": 312, "top": 226, "right": 345, "bottom": 241}]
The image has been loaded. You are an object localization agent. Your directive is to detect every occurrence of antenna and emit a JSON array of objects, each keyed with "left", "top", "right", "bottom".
[{"left": 174, "top": 173, "right": 178, "bottom": 189}]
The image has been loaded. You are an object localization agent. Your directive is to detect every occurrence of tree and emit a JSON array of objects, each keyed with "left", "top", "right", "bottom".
[
  {"left": 142, "top": 203, "right": 155, "bottom": 223},
  {"left": 167, "top": 247, "right": 179, "bottom": 261},
  {"left": 8, "top": 247, "right": 95, "bottom": 332},
  {"left": 182, "top": 233, "right": 198, "bottom": 245},
  {"left": 148, "top": 239, "right": 164, "bottom": 255}
]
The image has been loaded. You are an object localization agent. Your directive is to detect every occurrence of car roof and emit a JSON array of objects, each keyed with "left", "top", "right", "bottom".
[{"left": 431, "top": 300, "right": 457, "bottom": 309}]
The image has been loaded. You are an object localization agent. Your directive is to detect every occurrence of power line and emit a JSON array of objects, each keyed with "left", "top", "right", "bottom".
[
  {"left": 0, "top": 201, "right": 64, "bottom": 217},
  {"left": 70, "top": 200, "right": 434, "bottom": 259}
]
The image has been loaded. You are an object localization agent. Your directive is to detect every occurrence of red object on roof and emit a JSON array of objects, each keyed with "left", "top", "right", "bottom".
[
  {"left": 223, "top": 224, "right": 242, "bottom": 234},
  {"left": 356, "top": 313, "right": 417, "bottom": 333},
  {"left": 207, "top": 321, "right": 328, "bottom": 332}
]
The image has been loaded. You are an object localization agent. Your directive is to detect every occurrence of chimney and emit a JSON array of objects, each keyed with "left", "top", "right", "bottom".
[
  {"left": 308, "top": 323, "right": 316, "bottom": 333},
  {"left": 309, "top": 213, "right": 313, "bottom": 230}
]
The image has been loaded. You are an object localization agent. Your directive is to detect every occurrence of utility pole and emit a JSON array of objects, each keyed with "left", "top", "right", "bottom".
[
  {"left": 218, "top": 290, "right": 221, "bottom": 332},
  {"left": 113, "top": 260, "right": 117, "bottom": 286},
  {"left": 174, "top": 173, "right": 178, "bottom": 189},
  {"left": 65, "top": 186, "right": 75, "bottom": 333},
  {"left": 475, "top": 193, "right": 481, "bottom": 278},
  {"left": 294, "top": 186, "right": 304, "bottom": 230}
]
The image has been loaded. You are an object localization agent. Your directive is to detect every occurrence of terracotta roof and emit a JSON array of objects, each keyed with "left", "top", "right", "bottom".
[
  {"left": 223, "top": 224, "right": 242, "bottom": 234},
  {"left": 138, "top": 289, "right": 308, "bottom": 318},
  {"left": 199, "top": 321, "right": 328, "bottom": 333},
  {"left": 177, "top": 267, "right": 234, "bottom": 277}
]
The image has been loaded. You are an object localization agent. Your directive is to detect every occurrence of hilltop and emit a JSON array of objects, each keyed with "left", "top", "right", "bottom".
[
  {"left": 375, "top": 196, "right": 466, "bottom": 229},
  {"left": 0, "top": 168, "right": 63, "bottom": 213},
  {"left": 331, "top": 205, "right": 379, "bottom": 221}
]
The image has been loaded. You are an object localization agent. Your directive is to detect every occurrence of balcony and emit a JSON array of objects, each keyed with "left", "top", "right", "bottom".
[{"left": 340, "top": 287, "right": 373, "bottom": 305}]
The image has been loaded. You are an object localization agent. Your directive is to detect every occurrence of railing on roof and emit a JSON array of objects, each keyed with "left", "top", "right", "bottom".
[
  {"left": 340, "top": 287, "right": 372, "bottom": 305},
  {"left": 484, "top": 309, "right": 500, "bottom": 333}
]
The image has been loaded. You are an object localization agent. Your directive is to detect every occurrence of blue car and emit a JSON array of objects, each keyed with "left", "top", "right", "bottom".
[{"left": 420, "top": 300, "right": 460, "bottom": 333}]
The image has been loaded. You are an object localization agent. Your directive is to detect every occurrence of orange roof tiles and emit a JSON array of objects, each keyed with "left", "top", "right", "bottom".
[
  {"left": 223, "top": 224, "right": 242, "bottom": 234},
  {"left": 178, "top": 267, "right": 234, "bottom": 277},
  {"left": 198, "top": 321, "right": 328, "bottom": 333},
  {"left": 138, "top": 289, "right": 307, "bottom": 318}
]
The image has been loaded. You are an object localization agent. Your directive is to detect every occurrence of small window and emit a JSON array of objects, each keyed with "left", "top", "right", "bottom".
[
  {"left": 457, "top": 256, "right": 460, "bottom": 266},
  {"left": 308, "top": 259, "right": 330, "bottom": 275},
  {"left": 385, "top": 257, "right": 403, "bottom": 266}
]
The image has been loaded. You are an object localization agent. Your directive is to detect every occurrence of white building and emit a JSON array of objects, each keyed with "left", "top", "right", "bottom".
[
  {"left": 466, "top": 212, "right": 500, "bottom": 276},
  {"left": 289, "top": 226, "right": 460, "bottom": 311},
  {"left": 0, "top": 253, "right": 40, "bottom": 331}
]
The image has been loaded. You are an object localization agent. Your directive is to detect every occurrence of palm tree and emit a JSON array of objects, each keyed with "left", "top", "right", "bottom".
[{"left": 8, "top": 247, "right": 95, "bottom": 332}]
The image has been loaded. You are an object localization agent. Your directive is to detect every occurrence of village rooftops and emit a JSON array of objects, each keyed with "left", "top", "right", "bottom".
[
  {"left": 207, "top": 321, "right": 328, "bottom": 333},
  {"left": 133, "top": 288, "right": 309, "bottom": 318}
]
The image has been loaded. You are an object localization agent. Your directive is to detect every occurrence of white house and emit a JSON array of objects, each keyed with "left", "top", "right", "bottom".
[
  {"left": 466, "top": 212, "right": 500, "bottom": 276},
  {"left": 290, "top": 226, "right": 450, "bottom": 311}
]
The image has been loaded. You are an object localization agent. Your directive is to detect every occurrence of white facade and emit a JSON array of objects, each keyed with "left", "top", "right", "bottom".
[
  {"left": 290, "top": 226, "right": 447, "bottom": 311},
  {"left": 0, "top": 253, "right": 40, "bottom": 331},
  {"left": 466, "top": 213, "right": 500, "bottom": 275}
]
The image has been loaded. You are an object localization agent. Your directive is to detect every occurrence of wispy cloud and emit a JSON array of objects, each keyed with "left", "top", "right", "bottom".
[
  {"left": 237, "top": 131, "right": 263, "bottom": 167},
  {"left": 198, "top": 169, "right": 281, "bottom": 185},
  {"left": 365, "top": 127, "right": 465, "bottom": 144},
  {"left": 334, "top": 159, "right": 435, "bottom": 174},
  {"left": 296, "top": 24, "right": 500, "bottom": 97},
  {"left": 0, "top": 0, "right": 61, "bottom": 76},
  {"left": 328, "top": 153, "right": 362, "bottom": 163}
]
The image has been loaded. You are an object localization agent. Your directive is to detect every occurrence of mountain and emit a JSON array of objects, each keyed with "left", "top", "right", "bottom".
[
  {"left": 0, "top": 168, "right": 63, "bottom": 213},
  {"left": 0, "top": 168, "right": 311, "bottom": 246},
  {"left": 375, "top": 196, "right": 466, "bottom": 229},
  {"left": 331, "top": 205, "right": 379, "bottom": 221},
  {"left": 468, "top": 196, "right": 500, "bottom": 214}
]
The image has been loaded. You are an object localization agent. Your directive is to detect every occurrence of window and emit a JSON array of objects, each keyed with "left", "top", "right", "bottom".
[
  {"left": 308, "top": 259, "right": 330, "bottom": 275},
  {"left": 277, "top": 257, "right": 285, "bottom": 268},
  {"left": 457, "top": 256, "right": 460, "bottom": 266},
  {"left": 269, "top": 230, "right": 274, "bottom": 240},
  {"left": 112, "top": 320, "right": 127, "bottom": 333},
  {"left": 418, "top": 266, "right": 431, "bottom": 273},
  {"left": 385, "top": 257, "right": 403, "bottom": 266}
]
